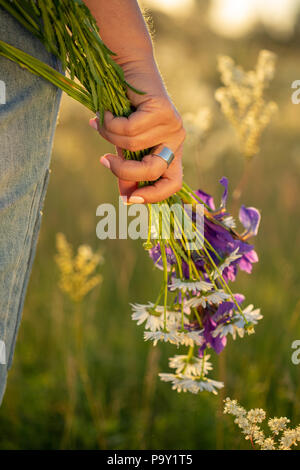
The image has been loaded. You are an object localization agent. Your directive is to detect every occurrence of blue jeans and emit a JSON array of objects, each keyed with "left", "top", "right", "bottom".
[{"left": 0, "top": 8, "right": 62, "bottom": 404}]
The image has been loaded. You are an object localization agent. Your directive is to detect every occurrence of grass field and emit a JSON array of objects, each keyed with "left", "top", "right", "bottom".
[{"left": 0, "top": 1, "right": 299, "bottom": 449}]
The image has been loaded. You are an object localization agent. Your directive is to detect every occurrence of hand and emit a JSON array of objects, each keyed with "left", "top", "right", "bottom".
[{"left": 89, "top": 55, "right": 185, "bottom": 203}]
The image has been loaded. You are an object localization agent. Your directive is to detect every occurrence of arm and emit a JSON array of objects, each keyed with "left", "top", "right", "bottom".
[{"left": 84, "top": 0, "right": 185, "bottom": 203}]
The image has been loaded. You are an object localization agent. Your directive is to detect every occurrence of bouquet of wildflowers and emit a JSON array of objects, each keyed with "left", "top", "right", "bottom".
[
  {"left": 0, "top": 0, "right": 272, "bottom": 394},
  {"left": 132, "top": 177, "right": 262, "bottom": 394}
]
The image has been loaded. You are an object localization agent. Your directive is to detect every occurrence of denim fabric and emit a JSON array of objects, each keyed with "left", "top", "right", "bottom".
[{"left": 0, "top": 7, "right": 62, "bottom": 404}]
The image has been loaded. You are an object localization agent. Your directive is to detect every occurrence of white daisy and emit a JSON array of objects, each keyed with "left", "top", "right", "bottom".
[
  {"left": 241, "top": 304, "right": 263, "bottom": 324},
  {"left": 159, "top": 373, "right": 224, "bottom": 395},
  {"left": 212, "top": 321, "right": 238, "bottom": 339},
  {"left": 192, "top": 378, "right": 224, "bottom": 395},
  {"left": 144, "top": 330, "right": 180, "bottom": 346},
  {"left": 212, "top": 305, "right": 262, "bottom": 340},
  {"left": 168, "top": 278, "right": 213, "bottom": 293},
  {"left": 176, "top": 330, "right": 205, "bottom": 347},
  {"left": 169, "top": 354, "right": 213, "bottom": 377},
  {"left": 131, "top": 302, "right": 165, "bottom": 332},
  {"left": 131, "top": 303, "right": 189, "bottom": 332},
  {"left": 183, "top": 290, "right": 230, "bottom": 311},
  {"left": 144, "top": 327, "right": 205, "bottom": 347},
  {"left": 206, "top": 291, "right": 231, "bottom": 305},
  {"left": 167, "top": 309, "right": 190, "bottom": 328},
  {"left": 233, "top": 305, "right": 262, "bottom": 335}
]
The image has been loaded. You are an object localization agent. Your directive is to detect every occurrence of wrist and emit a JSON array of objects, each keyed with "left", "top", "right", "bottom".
[
  {"left": 117, "top": 53, "right": 167, "bottom": 92},
  {"left": 114, "top": 46, "right": 155, "bottom": 70}
]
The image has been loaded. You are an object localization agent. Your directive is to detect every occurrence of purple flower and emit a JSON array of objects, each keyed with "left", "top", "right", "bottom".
[
  {"left": 196, "top": 178, "right": 260, "bottom": 281},
  {"left": 239, "top": 205, "right": 261, "bottom": 238},
  {"left": 194, "top": 189, "right": 215, "bottom": 210},
  {"left": 199, "top": 294, "right": 244, "bottom": 356},
  {"left": 201, "top": 315, "right": 227, "bottom": 354},
  {"left": 212, "top": 293, "right": 245, "bottom": 322},
  {"left": 149, "top": 178, "right": 260, "bottom": 283},
  {"left": 219, "top": 176, "right": 228, "bottom": 209},
  {"left": 149, "top": 243, "right": 176, "bottom": 271}
]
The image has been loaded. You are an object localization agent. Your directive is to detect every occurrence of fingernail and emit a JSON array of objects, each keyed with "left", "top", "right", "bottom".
[
  {"left": 128, "top": 196, "right": 145, "bottom": 204},
  {"left": 89, "top": 119, "right": 98, "bottom": 130},
  {"left": 100, "top": 156, "right": 110, "bottom": 169}
]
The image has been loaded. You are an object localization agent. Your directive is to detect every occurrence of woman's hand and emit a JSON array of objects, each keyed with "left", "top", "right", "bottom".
[{"left": 89, "top": 55, "right": 185, "bottom": 203}]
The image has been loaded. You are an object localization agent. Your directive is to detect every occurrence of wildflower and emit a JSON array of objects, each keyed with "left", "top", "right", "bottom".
[
  {"left": 168, "top": 278, "right": 213, "bottom": 293},
  {"left": 247, "top": 408, "right": 266, "bottom": 424},
  {"left": 55, "top": 233, "right": 102, "bottom": 303},
  {"left": 183, "top": 108, "right": 212, "bottom": 144},
  {"left": 131, "top": 303, "right": 189, "bottom": 332},
  {"left": 279, "top": 429, "right": 299, "bottom": 450},
  {"left": 224, "top": 397, "right": 300, "bottom": 450},
  {"left": 150, "top": 178, "right": 260, "bottom": 284},
  {"left": 159, "top": 373, "right": 224, "bottom": 395},
  {"left": 167, "top": 309, "right": 190, "bottom": 327},
  {"left": 239, "top": 205, "right": 261, "bottom": 239},
  {"left": 169, "top": 353, "right": 213, "bottom": 376},
  {"left": 234, "top": 415, "right": 249, "bottom": 429},
  {"left": 183, "top": 290, "right": 230, "bottom": 311},
  {"left": 131, "top": 303, "right": 165, "bottom": 332},
  {"left": 197, "top": 178, "right": 260, "bottom": 283},
  {"left": 212, "top": 303, "right": 262, "bottom": 340},
  {"left": 149, "top": 243, "right": 176, "bottom": 271},
  {"left": 256, "top": 49, "right": 277, "bottom": 86},
  {"left": 198, "top": 314, "right": 227, "bottom": 354},
  {"left": 144, "top": 330, "right": 180, "bottom": 346},
  {"left": 253, "top": 429, "right": 265, "bottom": 446},
  {"left": 215, "top": 50, "right": 277, "bottom": 158},
  {"left": 261, "top": 438, "right": 276, "bottom": 450},
  {"left": 223, "top": 398, "right": 246, "bottom": 417},
  {"left": 268, "top": 417, "right": 290, "bottom": 435},
  {"left": 143, "top": 176, "right": 261, "bottom": 393},
  {"left": 233, "top": 305, "right": 263, "bottom": 336},
  {"left": 211, "top": 248, "right": 242, "bottom": 280},
  {"left": 176, "top": 330, "right": 205, "bottom": 347}
]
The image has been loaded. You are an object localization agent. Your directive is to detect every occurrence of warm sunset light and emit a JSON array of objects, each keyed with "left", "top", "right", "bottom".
[
  {"left": 145, "top": 0, "right": 194, "bottom": 16},
  {"left": 209, "top": 0, "right": 300, "bottom": 38}
]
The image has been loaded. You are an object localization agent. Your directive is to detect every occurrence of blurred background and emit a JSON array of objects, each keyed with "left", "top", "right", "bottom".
[{"left": 0, "top": 0, "right": 300, "bottom": 450}]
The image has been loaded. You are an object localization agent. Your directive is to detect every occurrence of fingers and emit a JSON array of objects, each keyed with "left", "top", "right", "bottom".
[
  {"left": 89, "top": 100, "right": 185, "bottom": 202},
  {"left": 129, "top": 177, "right": 182, "bottom": 203},
  {"left": 89, "top": 111, "right": 185, "bottom": 153},
  {"left": 100, "top": 148, "right": 169, "bottom": 182},
  {"left": 113, "top": 146, "right": 183, "bottom": 204},
  {"left": 102, "top": 110, "right": 161, "bottom": 137},
  {"left": 129, "top": 152, "right": 183, "bottom": 203},
  {"left": 118, "top": 178, "right": 138, "bottom": 202}
]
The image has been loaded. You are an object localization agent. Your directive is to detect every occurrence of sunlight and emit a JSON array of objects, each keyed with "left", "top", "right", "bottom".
[
  {"left": 209, "top": 0, "right": 256, "bottom": 37},
  {"left": 145, "top": 0, "right": 194, "bottom": 16},
  {"left": 209, "top": 0, "right": 300, "bottom": 38}
]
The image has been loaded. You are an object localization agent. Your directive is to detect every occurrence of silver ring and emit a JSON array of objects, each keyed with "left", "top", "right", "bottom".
[{"left": 153, "top": 146, "right": 175, "bottom": 168}]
